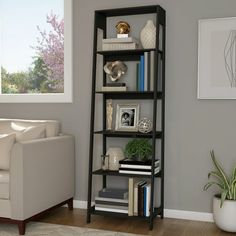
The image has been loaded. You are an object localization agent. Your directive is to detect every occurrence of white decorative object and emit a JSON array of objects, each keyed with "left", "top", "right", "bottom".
[
  {"left": 140, "top": 20, "right": 156, "bottom": 49},
  {"left": 198, "top": 17, "right": 236, "bottom": 99},
  {"left": 138, "top": 118, "right": 153, "bottom": 133},
  {"left": 106, "top": 100, "right": 113, "bottom": 130},
  {"left": 106, "top": 147, "right": 124, "bottom": 171},
  {"left": 213, "top": 196, "right": 236, "bottom": 232}
]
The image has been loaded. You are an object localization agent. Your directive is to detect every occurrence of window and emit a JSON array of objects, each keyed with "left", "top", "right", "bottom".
[{"left": 0, "top": 0, "right": 72, "bottom": 103}]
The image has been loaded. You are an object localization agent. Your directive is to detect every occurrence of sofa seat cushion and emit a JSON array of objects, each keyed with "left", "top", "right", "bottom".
[
  {"left": 0, "top": 171, "right": 10, "bottom": 199},
  {"left": 0, "top": 119, "right": 60, "bottom": 137},
  {"left": 0, "top": 133, "right": 15, "bottom": 170}
]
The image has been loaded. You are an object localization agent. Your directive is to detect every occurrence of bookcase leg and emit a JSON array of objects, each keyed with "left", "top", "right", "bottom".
[
  {"left": 149, "top": 217, "right": 153, "bottom": 230},
  {"left": 87, "top": 211, "right": 91, "bottom": 223}
]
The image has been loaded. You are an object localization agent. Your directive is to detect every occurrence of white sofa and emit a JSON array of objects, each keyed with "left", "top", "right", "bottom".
[{"left": 0, "top": 119, "right": 75, "bottom": 235}]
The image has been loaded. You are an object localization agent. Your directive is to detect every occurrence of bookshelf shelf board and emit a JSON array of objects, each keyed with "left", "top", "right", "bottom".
[
  {"left": 95, "top": 5, "right": 162, "bottom": 17},
  {"left": 92, "top": 169, "right": 161, "bottom": 178},
  {"left": 91, "top": 205, "right": 162, "bottom": 219},
  {"left": 97, "top": 49, "right": 162, "bottom": 56},
  {"left": 95, "top": 91, "right": 163, "bottom": 100},
  {"left": 94, "top": 130, "right": 162, "bottom": 139}
]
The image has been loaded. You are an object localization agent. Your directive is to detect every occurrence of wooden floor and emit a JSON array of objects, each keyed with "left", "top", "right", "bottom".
[{"left": 37, "top": 207, "right": 236, "bottom": 236}]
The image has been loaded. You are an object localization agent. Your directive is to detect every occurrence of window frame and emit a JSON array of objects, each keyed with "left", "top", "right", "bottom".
[{"left": 0, "top": 0, "right": 73, "bottom": 103}]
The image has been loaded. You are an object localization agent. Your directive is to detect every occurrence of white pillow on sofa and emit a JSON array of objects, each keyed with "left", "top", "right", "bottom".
[
  {"left": 11, "top": 122, "right": 45, "bottom": 142},
  {"left": 0, "top": 133, "right": 15, "bottom": 170}
]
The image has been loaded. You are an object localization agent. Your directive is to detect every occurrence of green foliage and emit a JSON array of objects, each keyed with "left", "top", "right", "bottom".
[
  {"left": 204, "top": 150, "right": 236, "bottom": 207},
  {"left": 124, "top": 139, "right": 152, "bottom": 161},
  {"left": 1, "top": 56, "right": 60, "bottom": 94}
]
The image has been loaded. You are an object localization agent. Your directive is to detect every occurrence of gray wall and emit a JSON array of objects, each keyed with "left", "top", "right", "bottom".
[{"left": 1, "top": 0, "right": 236, "bottom": 213}]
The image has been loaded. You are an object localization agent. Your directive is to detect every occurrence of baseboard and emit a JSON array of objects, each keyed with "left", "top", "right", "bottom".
[{"left": 72, "top": 200, "right": 213, "bottom": 222}]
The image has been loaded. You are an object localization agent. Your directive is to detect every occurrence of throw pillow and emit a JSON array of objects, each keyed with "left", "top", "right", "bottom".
[
  {"left": 11, "top": 122, "right": 46, "bottom": 142},
  {"left": 0, "top": 133, "right": 15, "bottom": 170}
]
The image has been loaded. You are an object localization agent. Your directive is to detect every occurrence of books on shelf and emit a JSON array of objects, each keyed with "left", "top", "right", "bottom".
[
  {"left": 101, "top": 86, "right": 127, "bottom": 92},
  {"left": 128, "top": 179, "right": 152, "bottom": 217},
  {"left": 95, "top": 191, "right": 129, "bottom": 214},
  {"left": 102, "top": 37, "right": 139, "bottom": 51},
  {"left": 119, "top": 159, "right": 160, "bottom": 176},
  {"left": 119, "top": 166, "right": 160, "bottom": 176},
  {"left": 98, "top": 188, "right": 128, "bottom": 199},
  {"left": 136, "top": 50, "right": 157, "bottom": 92}
]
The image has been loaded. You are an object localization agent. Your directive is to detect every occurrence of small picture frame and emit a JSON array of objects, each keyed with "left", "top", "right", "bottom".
[{"left": 115, "top": 104, "right": 139, "bottom": 131}]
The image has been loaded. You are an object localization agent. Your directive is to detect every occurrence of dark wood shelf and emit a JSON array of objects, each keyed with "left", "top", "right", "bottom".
[
  {"left": 92, "top": 169, "right": 161, "bottom": 178},
  {"left": 91, "top": 205, "right": 162, "bottom": 219},
  {"left": 95, "top": 5, "right": 162, "bottom": 17},
  {"left": 95, "top": 91, "right": 163, "bottom": 100},
  {"left": 97, "top": 48, "right": 162, "bottom": 56},
  {"left": 94, "top": 130, "right": 163, "bottom": 139},
  {"left": 96, "top": 49, "right": 162, "bottom": 61}
]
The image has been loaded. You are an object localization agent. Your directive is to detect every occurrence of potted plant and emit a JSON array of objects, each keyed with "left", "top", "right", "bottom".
[
  {"left": 124, "top": 139, "right": 152, "bottom": 161},
  {"left": 204, "top": 150, "right": 236, "bottom": 232}
]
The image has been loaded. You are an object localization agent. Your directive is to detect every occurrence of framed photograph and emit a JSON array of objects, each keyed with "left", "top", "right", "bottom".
[
  {"left": 198, "top": 17, "right": 236, "bottom": 99},
  {"left": 115, "top": 104, "right": 139, "bottom": 131}
]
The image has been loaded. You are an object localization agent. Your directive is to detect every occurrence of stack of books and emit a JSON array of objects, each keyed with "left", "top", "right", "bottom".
[
  {"left": 136, "top": 51, "right": 162, "bottom": 92},
  {"left": 119, "top": 158, "right": 160, "bottom": 175},
  {"left": 128, "top": 178, "right": 151, "bottom": 217},
  {"left": 95, "top": 188, "right": 129, "bottom": 214},
  {"left": 101, "top": 83, "right": 127, "bottom": 92},
  {"left": 102, "top": 37, "right": 139, "bottom": 51}
]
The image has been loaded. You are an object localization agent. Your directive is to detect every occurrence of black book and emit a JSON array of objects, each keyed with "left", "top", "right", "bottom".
[
  {"left": 105, "top": 83, "right": 126, "bottom": 87},
  {"left": 119, "top": 158, "right": 159, "bottom": 165}
]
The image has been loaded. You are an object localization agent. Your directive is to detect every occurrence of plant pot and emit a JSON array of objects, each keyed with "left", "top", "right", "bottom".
[{"left": 213, "top": 195, "right": 236, "bottom": 232}]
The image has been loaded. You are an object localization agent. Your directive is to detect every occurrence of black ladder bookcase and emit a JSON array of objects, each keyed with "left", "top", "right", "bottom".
[{"left": 87, "top": 5, "right": 166, "bottom": 230}]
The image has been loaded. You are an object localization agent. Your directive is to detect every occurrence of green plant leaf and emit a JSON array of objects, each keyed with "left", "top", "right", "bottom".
[
  {"left": 220, "top": 190, "right": 227, "bottom": 207},
  {"left": 210, "top": 150, "right": 230, "bottom": 193},
  {"left": 203, "top": 182, "right": 224, "bottom": 191}
]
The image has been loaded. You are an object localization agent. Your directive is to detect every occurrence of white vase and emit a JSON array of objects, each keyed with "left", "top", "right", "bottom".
[
  {"left": 213, "top": 196, "right": 236, "bottom": 232},
  {"left": 140, "top": 20, "right": 156, "bottom": 49},
  {"left": 106, "top": 147, "right": 124, "bottom": 171}
]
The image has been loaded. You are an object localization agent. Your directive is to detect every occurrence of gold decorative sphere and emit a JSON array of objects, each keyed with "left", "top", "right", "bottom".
[{"left": 115, "top": 21, "right": 130, "bottom": 34}]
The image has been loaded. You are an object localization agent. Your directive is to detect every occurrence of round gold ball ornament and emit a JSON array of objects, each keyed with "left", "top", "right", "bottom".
[{"left": 115, "top": 21, "right": 130, "bottom": 34}]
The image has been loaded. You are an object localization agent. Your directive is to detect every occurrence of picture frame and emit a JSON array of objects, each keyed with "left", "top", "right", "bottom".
[
  {"left": 115, "top": 104, "right": 139, "bottom": 131},
  {"left": 198, "top": 17, "right": 236, "bottom": 99}
]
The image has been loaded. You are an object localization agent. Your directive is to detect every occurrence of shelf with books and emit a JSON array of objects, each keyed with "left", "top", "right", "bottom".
[
  {"left": 91, "top": 205, "right": 162, "bottom": 219},
  {"left": 94, "top": 130, "right": 163, "bottom": 138},
  {"left": 95, "top": 91, "right": 163, "bottom": 100},
  {"left": 92, "top": 169, "right": 161, "bottom": 178}
]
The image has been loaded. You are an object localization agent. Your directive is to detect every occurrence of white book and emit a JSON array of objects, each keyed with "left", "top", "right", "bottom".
[
  {"left": 144, "top": 52, "right": 148, "bottom": 91},
  {"left": 128, "top": 178, "right": 134, "bottom": 216},
  {"left": 150, "top": 51, "right": 155, "bottom": 91},
  {"left": 95, "top": 197, "right": 128, "bottom": 203},
  {"left": 95, "top": 206, "right": 128, "bottom": 214},
  {"left": 119, "top": 167, "right": 160, "bottom": 175},
  {"left": 102, "top": 43, "right": 138, "bottom": 51},
  {"left": 144, "top": 184, "right": 151, "bottom": 217},
  {"left": 100, "top": 86, "right": 127, "bottom": 92},
  {"left": 120, "top": 162, "right": 160, "bottom": 170},
  {"left": 102, "top": 37, "right": 139, "bottom": 44}
]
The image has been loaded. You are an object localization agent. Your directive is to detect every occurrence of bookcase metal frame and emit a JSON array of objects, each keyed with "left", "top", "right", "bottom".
[{"left": 87, "top": 5, "right": 166, "bottom": 230}]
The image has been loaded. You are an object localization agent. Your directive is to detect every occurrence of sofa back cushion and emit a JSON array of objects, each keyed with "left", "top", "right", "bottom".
[
  {"left": 0, "top": 133, "right": 15, "bottom": 170},
  {"left": 0, "top": 119, "right": 60, "bottom": 137},
  {"left": 11, "top": 123, "right": 46, "bottom": 142}
]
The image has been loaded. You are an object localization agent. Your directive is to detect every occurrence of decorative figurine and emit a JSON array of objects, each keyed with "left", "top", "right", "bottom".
[
  {"left": 138, "top": 118, "right": 153, "bottom": 133},
  {"left": 107, "top": 99, "right": 113, "bottom": 130},
  {"left": 116, "top": 21, "right": 130, "bottom": 38},
  {"left": 104, "top": 61, "right": 127, "bottom": 82}
]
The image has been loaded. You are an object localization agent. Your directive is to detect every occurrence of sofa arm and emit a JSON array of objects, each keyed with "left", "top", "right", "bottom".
[{"left": 10, "top": 135, "right": 75, "bottom": 220}]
